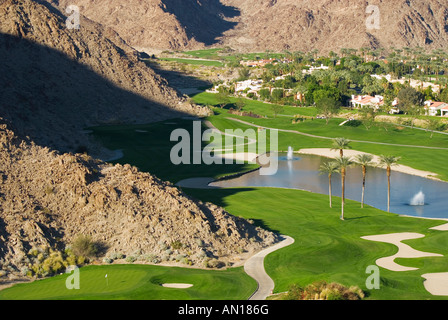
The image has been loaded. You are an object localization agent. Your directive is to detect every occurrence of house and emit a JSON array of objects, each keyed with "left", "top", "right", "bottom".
[
  {"left": 240, "top": 58, "right": 276, "bottom": 67},
  {"left": 441, "top": 105, "right": 448, "bottom": 117},
  {"left": 234, "top": 79, "right": 263, "bottom": 94},
  {"left": 350, "top": 95, "right": 384, "bottom": 109},
  {"left": 425, "top": 101, "right": 448, "bottom": 116},
  {"left": 302, "top": 64, "right": 330, "bottom": 74}
]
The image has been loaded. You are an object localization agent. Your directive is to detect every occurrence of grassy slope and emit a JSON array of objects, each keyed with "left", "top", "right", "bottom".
[
  {"left": 185, "top": 187, "right": 448, "bottom": 300},
  {"left": 193, "top": 92, "right": 448, "bottom": 181},
  {"left": 90, "top": 119, "right": 258, "bottom": 184},
  {"left": 0, "top": 265, "right": 255, "bottom": 300}
]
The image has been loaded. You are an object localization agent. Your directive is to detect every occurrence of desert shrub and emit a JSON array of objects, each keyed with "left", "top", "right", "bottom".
[
  {"left": 171, "top": 241, "right": 183, "bottom": 250},
  {"left": 197, "top": 250, "right": 207, "bottom": 260},
  {"left": 125, "top": 256, "right": 137, "bottom": 263},
  {"left": 27, "top": 247, "right": 84, "bottom": 278},
  {"left": 206, "top": 259, "right": 225, "bottom": 269},
  {"left": 103, "top": 258, "right": 113, "bottom": 264},
  {"left": 284, "top": 281, "right": 365, "bottom": 300},
  {"left": 109, "top": 252, "right": 124, "bottom": 260},
  {"left": 71, "top": 234, "right": 99, "bottom": 258}
]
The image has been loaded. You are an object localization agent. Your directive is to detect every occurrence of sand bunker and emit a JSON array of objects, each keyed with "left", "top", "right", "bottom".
[
  {"left": 161, "top": 283, "right": 193, "bottom": 289},
  {"left": 422, "top": 273, "right": 448, "bottom": 296},
  {"left": 361, "top": 233, "right": 442, "bottom": 272}
]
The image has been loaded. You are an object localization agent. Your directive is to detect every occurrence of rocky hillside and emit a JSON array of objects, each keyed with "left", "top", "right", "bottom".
[
  {"left": 0, "top": 120, "right": 278, "bottom": 279},
  {"left": 46, "top": 0, "right": 448, "bottom": 53},
  {"left": 221, "top": 0, "right": 448, "bottom": 53},
  {"left": 46, "top": 0, "right": 239, "bottom": 52},
  {"left": 0, "top": 0, "right": 210, "bottom": 157}
]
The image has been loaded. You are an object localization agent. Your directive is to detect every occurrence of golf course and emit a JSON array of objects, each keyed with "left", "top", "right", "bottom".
[{"left": 2, "top": 93, "right": 448, "bottom": 300}]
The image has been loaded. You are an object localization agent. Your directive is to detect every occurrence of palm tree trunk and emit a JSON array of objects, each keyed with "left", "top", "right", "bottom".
[
  {"left": 361, "top": 166, "right": 366, "bottom": 208},
  {"left": 341, "top": 169, "right": 345, "bottom": 220},
  {"left": 387, "top": 167, "right": 391, "bottom": 212},
  {"left": 340, "top": 149, "right": 343, "bottom": 157},
  {"left": 329, "top": 174, "right": 332, "bottom": 208}
]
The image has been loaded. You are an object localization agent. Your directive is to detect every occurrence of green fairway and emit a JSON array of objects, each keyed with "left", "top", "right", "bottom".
[
  {"left": 158, "top": 57, "right": 225, "bottom": 67},
  {"left": 32, "top": 97, "right": 448, "bottom": 301},
  {"left": 191, "top": 91, "right": 448, "bottom": 181},
  {"left": 184, "top": 187, "right": 448, "bottom": 300},
  {"left": 90, "top": 119, "right": 258, "bottom": 184},
  {"left": 0, "top": 264, "right": 256, "bottom": 300}
]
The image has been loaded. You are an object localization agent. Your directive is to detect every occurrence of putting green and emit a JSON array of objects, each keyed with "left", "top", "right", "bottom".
[{"left": 0, "top": 265, "right": 256, "bottom": 300}]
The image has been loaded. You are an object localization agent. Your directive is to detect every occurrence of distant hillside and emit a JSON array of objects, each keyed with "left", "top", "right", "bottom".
[
  {"left": 0, "top": 0, "right": 210, "bottom": 157},
  {"left": 47, "top": 0, "right": 448, "bottom": 54},
  {"left": 221, "top": 0, "right": 448, "bottom": 53},
  {"left": 46, "top": 0, "right": 240, "bottom": 52}
]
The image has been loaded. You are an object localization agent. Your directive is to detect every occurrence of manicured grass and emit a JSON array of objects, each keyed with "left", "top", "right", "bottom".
[
  {"left": 158, "top": 57, "right": 225, "bottom": 67},
  {"left": 90, "top": 119, "right": 258, "bottom": 184},
  {"left": 0, "top": 264, "right": 255, "bottom": 300},
  {"left": 193, "top": 92, "right": 317, "bottom": 117},
  {"left": 84, "top": 101, "right": 448, "bottom": 300},
  {"left": 194, "top": 91, "right": 448, "bottom": 181},
  {"left": 185, "top": 187, "right": 448, "bottom": 300}
]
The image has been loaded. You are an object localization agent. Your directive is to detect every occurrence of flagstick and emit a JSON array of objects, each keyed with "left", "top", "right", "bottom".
[{"left": 105, "top": 274, "right": 108, "bottom": 287}]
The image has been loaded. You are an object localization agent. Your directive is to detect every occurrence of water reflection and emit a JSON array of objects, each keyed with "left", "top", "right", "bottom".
[{"left": 210, "top": 154, "right": 448, "bottom": 219}]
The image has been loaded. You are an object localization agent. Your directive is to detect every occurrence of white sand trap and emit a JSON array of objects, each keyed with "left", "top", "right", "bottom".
[
  {"left": 361, "top": 233, "right": 442, "bottom": 272},
  {"left": 430, "top": 221, "right": 448, "bottom": 231},
  {"left": 422, "top": 273, "right": 448, "bottom": 296},
  {"left": 213, "top": 152, "right": 259, "bottom": 164},
  {"left": 161, "top": 283, "right": 193, "bottom": 289}
]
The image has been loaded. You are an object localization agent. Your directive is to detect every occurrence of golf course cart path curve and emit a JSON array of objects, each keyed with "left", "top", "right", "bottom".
[{"left": 245, "top": 235, "right": 295, "bottom": 300}]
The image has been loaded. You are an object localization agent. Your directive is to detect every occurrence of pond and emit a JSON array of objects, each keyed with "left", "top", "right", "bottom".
[{"left": 209, "top": 154, "right": 448, "bottom": 219}]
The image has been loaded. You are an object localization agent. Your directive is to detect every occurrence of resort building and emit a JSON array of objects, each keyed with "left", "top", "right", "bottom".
[
  {"left": 350, "top": 95, "right": 385, "bottom": 109},
  {"left": 424, "top": 100, "right": 448, "bottom": 116}
]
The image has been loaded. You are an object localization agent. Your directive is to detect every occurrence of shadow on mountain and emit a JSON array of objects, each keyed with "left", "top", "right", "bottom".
[
  {"left": 0, "top": 32, "right": 195, "bottom": 157},
  {"left": 161, "top": 0, "right": 240, "bottom": 46},
  {"left": 144, "top": 60, "right": 213, "bottom": 92}
]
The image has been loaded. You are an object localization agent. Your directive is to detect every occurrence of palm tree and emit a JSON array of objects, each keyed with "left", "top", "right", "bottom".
[
  {"left": 319, "top": 161, "right": 339, "bottom": 208},
  {"left": 335, "top": 156, "right": 353, "bottom": 220},
  {"left": 354, "top": 154, "right": 374, "bottom": 208},
  {"left": 378, "top": 155, "right": 401, "bottom": 212},
  {"left": 331, "top": 137, "right": 352, "bottom": 157}
]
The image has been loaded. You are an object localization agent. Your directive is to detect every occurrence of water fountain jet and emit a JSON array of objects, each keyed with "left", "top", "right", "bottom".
[
  {"left": 410, "top": 191, "right": 425, "bottom": 206},
  {"left": 287, "top": 146, "right": 294, "bottom": 160}
]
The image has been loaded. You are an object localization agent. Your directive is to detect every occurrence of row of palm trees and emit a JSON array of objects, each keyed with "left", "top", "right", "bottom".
[{"left": 320, "top": 138, "right": 400, "bottom": 220}]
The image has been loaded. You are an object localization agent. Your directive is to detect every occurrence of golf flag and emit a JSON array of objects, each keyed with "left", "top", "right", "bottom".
[{"left": 105, "top": 274, "right": 108, "bottom": 278}]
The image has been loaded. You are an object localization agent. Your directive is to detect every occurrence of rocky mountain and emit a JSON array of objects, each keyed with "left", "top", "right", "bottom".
[
  {"left": 45, "top": 0, "right": 239, "bottom": 53},
  {"left": 0, "top": 0, "right": 210, "bottom": 157},
  {"left": 221, "top": 0, "right": 448, "bottom": 53},
  {"left": 46, "top": 0, "right": 448, "bottom": 54}
]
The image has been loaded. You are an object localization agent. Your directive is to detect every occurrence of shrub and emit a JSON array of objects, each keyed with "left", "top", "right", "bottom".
[
  {"left": 171, "top": 241, "right": 183, "bottom": 250},
  {"left": 125, "top": 256, "right": 137, "bottom": 263},
  {"left": 71, "top": 235, "right": 98, "bottom": 258},
  {"left": 206, "top": 259, "right": 225, "bottom": 269},
  {"left": 103, "top": 258, "right": 113, "bottom": 264},
  {"left": 284, "top": 281, "right": 365, "bottom": 300}
]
